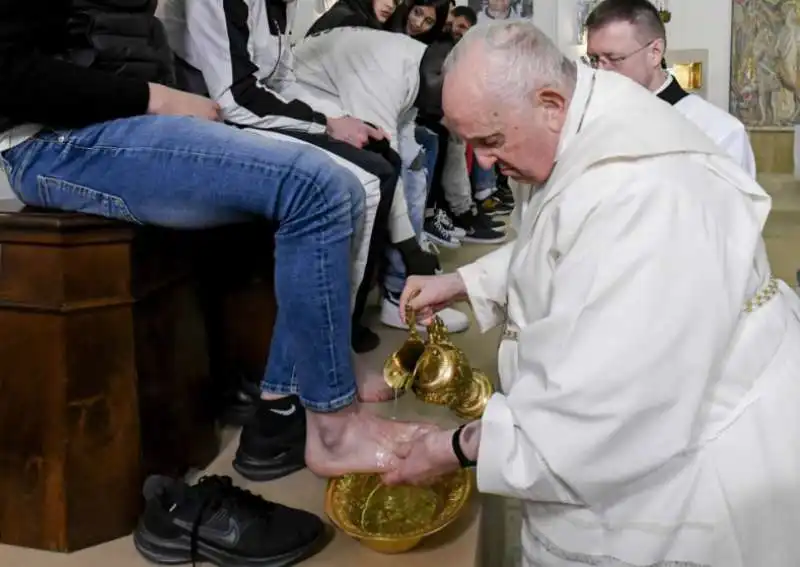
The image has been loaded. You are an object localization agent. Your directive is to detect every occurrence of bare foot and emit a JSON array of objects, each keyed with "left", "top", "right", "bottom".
[
  {"left": 353, "top": 353, "right": 401, "bottom": 403},
  {"left": 304, "top": 404, "right": 440, "bottom": 478}
]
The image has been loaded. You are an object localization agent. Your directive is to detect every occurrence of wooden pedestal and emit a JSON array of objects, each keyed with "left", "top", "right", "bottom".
[{"left": 0, "top": 201, "right": 227, "bottom": 551}]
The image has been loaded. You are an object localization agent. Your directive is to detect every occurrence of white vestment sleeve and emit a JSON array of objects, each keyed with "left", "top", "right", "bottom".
[
  {"left": 720, "top": 125, "right": 757, "bottom": 179},
  {"left": 477, "top": 179, "right": 749, "bottom": 505},
  {"left": 457, "top": 242, "right": 515, "bottom": 333}
]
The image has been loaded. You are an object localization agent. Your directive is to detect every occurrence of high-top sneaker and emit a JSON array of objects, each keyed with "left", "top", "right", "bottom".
[
  {"left": 435, "top": 208, "right": 466, "bottom": 239},
  {"left": 423, "top": 210, "right": 461, "bottom": 249},
  {"left": 380, "top": 290, "right": 469, "bottom": 333}
]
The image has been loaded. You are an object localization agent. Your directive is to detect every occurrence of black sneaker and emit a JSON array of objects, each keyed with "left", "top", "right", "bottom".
[
  {"left": 453, "top": 208, "right": 507, "bottom": 244},
  {"left": 475, "top": 205, "right": 506, "bottom": 232},
  {"left": 478, "top": 195, "right": 513, "bottom": 217},
  {"left": 495, "top": 185, "right": 514, "bottom": 207},
  {"left": 423, "top": 214, "right": 461, "bottom": 249},
  {"left": 233, "top": 399, "right": 306, "bottom": 481},
  {"left": 134, "top": 475, "right": 325, "bottom": 567}
]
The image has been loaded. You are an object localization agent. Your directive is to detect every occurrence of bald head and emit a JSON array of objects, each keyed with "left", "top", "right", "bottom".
[{"left": 441, "top": 21, "right": 577, "bottom": 184}]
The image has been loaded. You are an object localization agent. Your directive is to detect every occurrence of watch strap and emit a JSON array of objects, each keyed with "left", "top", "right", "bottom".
[{"left": 452, "top": 424, "right": 477, "bottom": 468}]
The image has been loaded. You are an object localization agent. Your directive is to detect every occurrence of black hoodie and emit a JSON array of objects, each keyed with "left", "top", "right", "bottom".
[{"left": 306, "top": 0, "right": 384, "bottom": 37}]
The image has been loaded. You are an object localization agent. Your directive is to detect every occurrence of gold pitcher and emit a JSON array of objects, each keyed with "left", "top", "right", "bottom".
[
  {"left": 412, "top": 316, "right": 472, "bottom": 408},
  {"left": 384, "top": 306, "right": 494, "bottom": 419},
  {"left": 383, "top": 304, "right": 426, "bottom": 391}
]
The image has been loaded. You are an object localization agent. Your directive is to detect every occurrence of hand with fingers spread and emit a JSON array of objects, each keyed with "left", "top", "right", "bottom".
[
  {"left": 326, "top": 116, "right": 388, "bottom": 148},
  {"left": 399, "top": 273, "right": 468, "bottom": 325}
]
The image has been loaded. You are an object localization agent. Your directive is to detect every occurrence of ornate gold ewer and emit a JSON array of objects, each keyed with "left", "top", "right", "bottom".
[
  {"left": 382, "top": 304, "right": 426, "bottom": 391},
  {"left": 383, "top": 306, "right": 494, "bottom": 419}
]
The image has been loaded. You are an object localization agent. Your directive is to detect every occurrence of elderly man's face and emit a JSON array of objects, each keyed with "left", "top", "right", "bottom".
[{"left": 442, "top": 52, "right": 567, "bottom": 184}]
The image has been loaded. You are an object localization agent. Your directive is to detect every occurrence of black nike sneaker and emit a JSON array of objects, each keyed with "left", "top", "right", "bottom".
[
  {"left": 133, "top": 475, "right": 325, "bottom": 567},
  {"left": 233, "top": 397, "right": 306, "bottom": 481}
]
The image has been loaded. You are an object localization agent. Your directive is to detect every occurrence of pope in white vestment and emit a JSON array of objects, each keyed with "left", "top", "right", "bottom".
[{"left": 385, "top": 21, "right": 800, "bottom": 567}]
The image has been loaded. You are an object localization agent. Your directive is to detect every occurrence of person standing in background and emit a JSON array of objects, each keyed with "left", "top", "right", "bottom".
[{"left": 585, "top": 0, "right": 756, "bottom": 177}]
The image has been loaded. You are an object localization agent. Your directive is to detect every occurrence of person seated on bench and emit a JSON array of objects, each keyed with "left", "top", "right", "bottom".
[
  {"left": 160, "top": 0, "right": 440, "bottom": 354},
  {"left": 0, "top": 0, "right": 430, "bottom": 483},
  {"left": 293, "top": 27, "right": 471, "bottom": 333}
]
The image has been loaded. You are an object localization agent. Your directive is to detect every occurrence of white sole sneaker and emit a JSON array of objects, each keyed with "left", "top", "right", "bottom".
[
  {"left": 424, "top": 230, "right": 461, "bottom": 249},
  {"left": 380, "top": 299, "right": 470, "bottom": 333}
]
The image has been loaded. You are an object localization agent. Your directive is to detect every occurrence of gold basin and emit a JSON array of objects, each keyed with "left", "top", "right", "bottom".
[{"left": 325, "top": 470, "right": 473, "bottom": 554}]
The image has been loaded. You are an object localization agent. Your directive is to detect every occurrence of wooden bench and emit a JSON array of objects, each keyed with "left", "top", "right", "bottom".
[{"left": 0, "top": 200, "right": 276, "bottom": 552}]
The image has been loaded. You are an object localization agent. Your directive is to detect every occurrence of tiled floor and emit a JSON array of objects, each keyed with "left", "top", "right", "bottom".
[{"left": 0, "top": 231, "right": 521, "bottom": 567}]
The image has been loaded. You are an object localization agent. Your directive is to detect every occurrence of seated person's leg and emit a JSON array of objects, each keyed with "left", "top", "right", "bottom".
[
  {"left": 1, "top": 116, "right": 427, "bottom": 478},
  {"left": 414, "top": 125, "right": 439, "bottom": 194},
  {"left": 381, "top": 164, "right": 470, "bottom": 333},
  {"left": 261, "top": 129, "right": 397, "bottom": 354}
]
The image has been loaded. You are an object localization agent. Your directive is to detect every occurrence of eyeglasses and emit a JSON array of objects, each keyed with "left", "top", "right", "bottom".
[{"left": 585, "top": 40, "right": 655, "bottom": 69}]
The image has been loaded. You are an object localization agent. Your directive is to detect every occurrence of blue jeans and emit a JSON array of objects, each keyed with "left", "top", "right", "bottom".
[
  {"left": 383, "top": 163, "right": 428, "bottom": 295},
  {"left": 0, "top": 116, "right": 363, "bottom": 412},
  {"left": 415, "top": 126, "right": 439, "bottom": 194},
  {"left": 472, "top": 160, "right": 496, "bottom": 197}
]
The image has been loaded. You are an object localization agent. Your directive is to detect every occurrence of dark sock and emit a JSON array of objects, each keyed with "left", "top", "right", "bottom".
[
  {"left": 395, "top": 237, "right": 438, "bottom": 276},
  {"left": 352, "top": 323, "right": 380, "bottom": 353},
  {"left": 254, "top": 394, "right": 303, "bottom": 432}
]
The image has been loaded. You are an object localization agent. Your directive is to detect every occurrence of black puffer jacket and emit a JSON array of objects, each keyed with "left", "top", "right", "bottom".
[{"left": 66, "top": 0, "right": 176, "bottom": 87}]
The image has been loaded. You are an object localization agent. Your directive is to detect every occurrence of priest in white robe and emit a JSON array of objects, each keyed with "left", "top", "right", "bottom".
[
  {"left": 383, "top": 20, "right": 800, "bottom": 567},
  {"left": 585, "top": 0, "right": 757, "bottom": 178}
]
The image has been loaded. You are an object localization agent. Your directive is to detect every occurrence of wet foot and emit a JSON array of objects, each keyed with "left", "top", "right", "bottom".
[
  {"left": 353, "top": 353, "right": 401, "bottom": 403},
  {"left": 304, "top": 405, "right": 439, "bottom": 478}
]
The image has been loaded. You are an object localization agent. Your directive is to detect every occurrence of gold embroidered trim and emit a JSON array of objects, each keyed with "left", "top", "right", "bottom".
[{"left": 743, "top": 277, "right": 779, "bottom": 313}]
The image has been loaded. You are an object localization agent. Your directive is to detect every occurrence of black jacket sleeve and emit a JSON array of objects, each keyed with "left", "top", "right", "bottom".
[{"left": 0, "top": 0, "right": 150, "bottom": 129}]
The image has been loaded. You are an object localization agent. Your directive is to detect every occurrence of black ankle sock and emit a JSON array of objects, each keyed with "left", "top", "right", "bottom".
[
  {"left": 395, "top": 237, "right": 438, "bottom": 276},
  {"left": 255, "top": 395, "right": 302, "bottom": 431}
]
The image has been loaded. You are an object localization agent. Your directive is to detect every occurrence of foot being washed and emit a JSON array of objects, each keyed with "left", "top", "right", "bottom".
[
  {"left": 304, "top": 405, "right": 440, "bottom": 478},
  {"left": 354, "top": 352, "right": 401, "bottom": 403}
]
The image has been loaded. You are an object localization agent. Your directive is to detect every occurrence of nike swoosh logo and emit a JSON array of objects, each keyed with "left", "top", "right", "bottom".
[
  {"left": 173, "top": 517, "right": 240, "bottom": 547},
  {"left": 270, "top": 404, "right": 296, "bottom": 416}
]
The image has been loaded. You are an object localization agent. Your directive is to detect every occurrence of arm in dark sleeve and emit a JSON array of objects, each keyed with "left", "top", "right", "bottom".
[{"left": 0, "top": 1, "right": 150, "bottom": 128}]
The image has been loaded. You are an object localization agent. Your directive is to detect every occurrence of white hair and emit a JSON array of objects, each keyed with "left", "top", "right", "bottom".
[{"left": 444, "top": 21, "right": 577, "bottom": 106}]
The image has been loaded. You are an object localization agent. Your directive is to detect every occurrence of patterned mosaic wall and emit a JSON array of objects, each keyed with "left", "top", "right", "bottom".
[{"left": 731, "top": 0, "right": 800, "bottom": 127}]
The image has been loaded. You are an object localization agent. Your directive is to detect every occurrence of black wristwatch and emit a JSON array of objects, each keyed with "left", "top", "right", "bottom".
[{"left": 452, "top": 424, "right": 477, "bottom": 468}]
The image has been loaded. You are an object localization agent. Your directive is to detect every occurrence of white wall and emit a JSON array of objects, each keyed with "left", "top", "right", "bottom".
[{"left": 533, "top": 0, "right": 732, "bottom": 110}]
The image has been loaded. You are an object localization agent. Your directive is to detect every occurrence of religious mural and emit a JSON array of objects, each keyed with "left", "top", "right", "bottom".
[{"left": 730, "top": 0, "right": 800, "bottom": 127}]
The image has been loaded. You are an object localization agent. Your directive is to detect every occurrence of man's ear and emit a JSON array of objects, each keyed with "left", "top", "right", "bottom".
[
  {"left": 535, "top": 88, "right": 567, "bottom": 133},
  {"left": 651, "top": 37, "right": 666, "bottom": 69}
]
